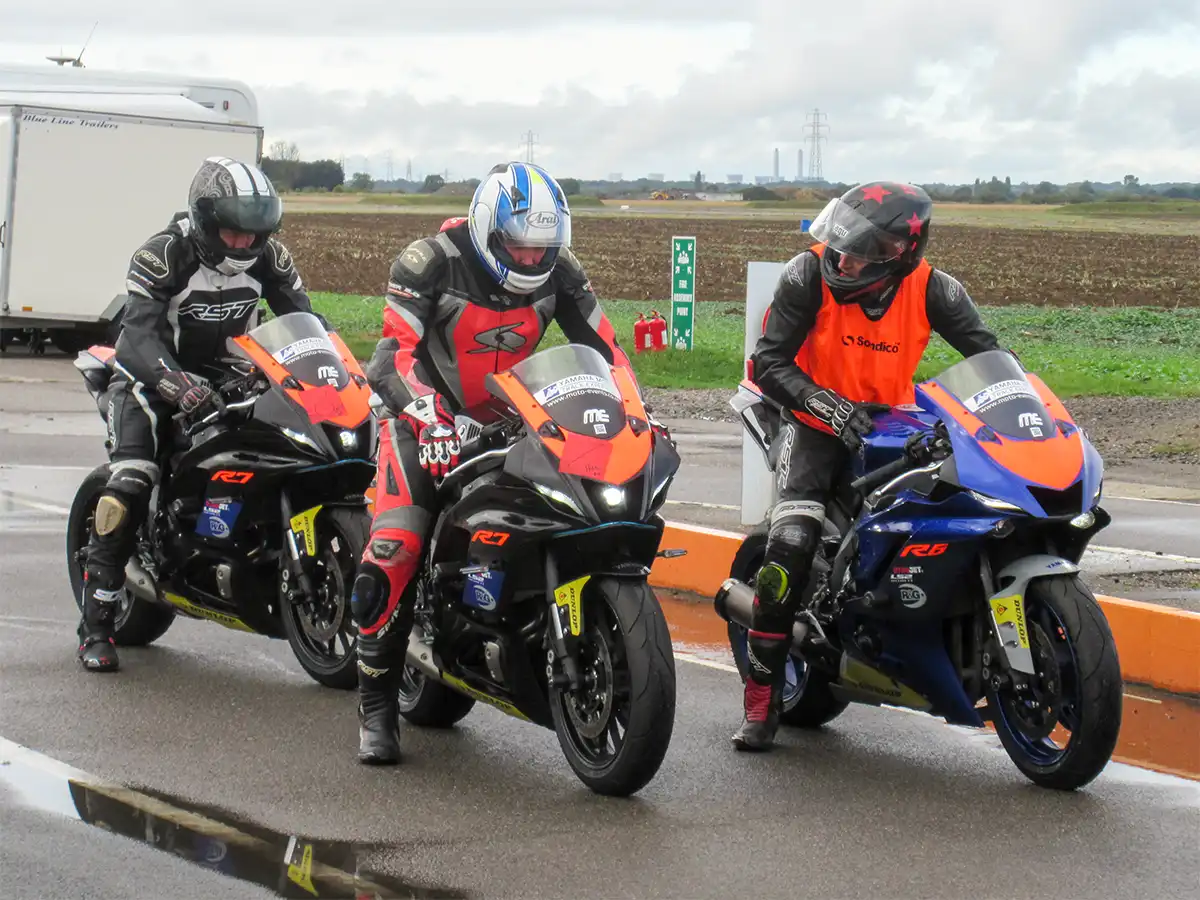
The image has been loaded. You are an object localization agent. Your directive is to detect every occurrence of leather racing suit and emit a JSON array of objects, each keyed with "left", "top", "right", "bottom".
[
  {"left": 735, "top": 241, "right": 1003, "bottom": 747},
  {"left": 350, "top": 221, "right": 637, "bottom": 759},
  {"left": 78, "top": 212, "right": 321, "bottom": 663}
]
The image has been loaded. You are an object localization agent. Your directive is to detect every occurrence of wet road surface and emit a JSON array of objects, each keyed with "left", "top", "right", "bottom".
[
  {"left": 3, "top": 511, "right": 1200, "bottom": 899},
  {"left": 4, "top": 353, "right": 1200, "bottom": 898}
]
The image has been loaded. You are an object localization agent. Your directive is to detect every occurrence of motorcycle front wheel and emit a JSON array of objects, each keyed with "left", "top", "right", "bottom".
[
  {"left": 280, "top": 506, "right": 368, "bottom": 690},
  {"left": 549, "top": 577, "right": 677, "bottom": 797},
  {"left": 986, "top": 574, "right": 1123, "bottom": 791}
]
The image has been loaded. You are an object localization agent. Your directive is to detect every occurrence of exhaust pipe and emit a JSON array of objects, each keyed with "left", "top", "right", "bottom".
[
  {"left": 123, "top": 558, "right": 161, "bottom": 605},
  {"left": 714, "top": 577, "right": 809, "bottom": 650},
  {"left": 405, "top": 624, "right": 443, "bottom": 681}
]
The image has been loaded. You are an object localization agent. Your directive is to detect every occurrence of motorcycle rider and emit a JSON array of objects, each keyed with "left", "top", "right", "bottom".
[
  {"left": 350, "top": 161, "right": 659, "bottom": 764},
  {"left": 733, "top": 181, "right": 1005, "bottom": 751},
  {"left": 76, "top": 156, "right": 323, "bottom": 672}
]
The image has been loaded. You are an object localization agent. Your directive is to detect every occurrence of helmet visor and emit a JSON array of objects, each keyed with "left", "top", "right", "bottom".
[
  {"left": 808, "top": 198, "right": 909, "bottom": 263},
  {"left": 495, "top": 205, "right": 571, "bottom": 249},
  {"left": 207, "top": 195, "right": 283, "bottom": 235}
]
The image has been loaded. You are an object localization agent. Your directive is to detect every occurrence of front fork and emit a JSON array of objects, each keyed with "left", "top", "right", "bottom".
[
  {"left": 279, "top": 490, "right": 320, "bottom": 606},
  {"left": 545, "top": 552, "right": 589, "bottom": 691}
]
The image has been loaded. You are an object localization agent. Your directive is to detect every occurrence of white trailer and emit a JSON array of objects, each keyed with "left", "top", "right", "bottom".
[
  {"left": 0, "top": 71, "right": 263, "bottom": 353},
  {"left": 0, "top": 62, "right": 258, "bottom": 126}
]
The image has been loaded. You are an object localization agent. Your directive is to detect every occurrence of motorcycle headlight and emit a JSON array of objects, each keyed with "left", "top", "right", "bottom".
[
  {"left": 534, "top": 483, "right": 584, "bottom": 516},
  {"left": 969, "top": 490, "right": 1024, "bottom": 513}
]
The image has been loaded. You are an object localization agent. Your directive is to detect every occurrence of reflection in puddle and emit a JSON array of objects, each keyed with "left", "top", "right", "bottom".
[
  {"left": 657, "top": 590, "right": 1200, "bottom": 782},
  {"left": 0, "top": 743, "right": 469, "bottom": 900}
]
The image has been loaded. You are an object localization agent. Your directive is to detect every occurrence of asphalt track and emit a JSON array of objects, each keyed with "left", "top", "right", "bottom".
[{"left": 3, "top": 353, "right": 1200, "bottom": 898}]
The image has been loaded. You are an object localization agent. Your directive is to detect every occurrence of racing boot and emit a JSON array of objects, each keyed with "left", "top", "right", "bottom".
[
  {"left": 356, "top": 655, "right": 401, "bottom": 764},
  {"left": 77, "top": 573, "right": 121, "bottom": 672},
  {"left": 75, "top": 470, "right": 154, "bottom": 672},
  {"left": 732, "top": 629, "right": 790, "bottom": 751}
]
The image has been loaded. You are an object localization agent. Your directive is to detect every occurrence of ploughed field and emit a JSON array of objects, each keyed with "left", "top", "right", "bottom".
[{"left": 278, "top": 213, "right": 1200, "bottom": 308}]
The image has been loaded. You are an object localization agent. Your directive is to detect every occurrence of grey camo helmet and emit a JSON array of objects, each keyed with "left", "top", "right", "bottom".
[{"left": 187, "top": 157, "right": 283, "bottom": 275}]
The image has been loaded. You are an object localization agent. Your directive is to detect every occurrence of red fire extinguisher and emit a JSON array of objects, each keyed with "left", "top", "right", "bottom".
[
  {"left": 648, "top": 310, "right": 668, "bottom": 351},
  {"left": 633, "top": 313, "right": 651, "bottom": 354}
]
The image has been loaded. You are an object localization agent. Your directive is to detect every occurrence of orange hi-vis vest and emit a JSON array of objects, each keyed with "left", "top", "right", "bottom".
[{"left": 793, "top": 243, "right": 933, "bottom": 419}]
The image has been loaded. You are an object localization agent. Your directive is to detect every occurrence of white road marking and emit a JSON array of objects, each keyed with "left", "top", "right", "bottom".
[
  {"left": 0, "top": 493, "right": 71, "bottom": 515},
  {"left": 665, "top": 499, "right": 740, "bottom": 510},
  {"left": 1091, "top": 545, "right": 1200, "bottom": 566},
  {"left": 1108, "top": 495, "right": 1200, "bottom": 507}
]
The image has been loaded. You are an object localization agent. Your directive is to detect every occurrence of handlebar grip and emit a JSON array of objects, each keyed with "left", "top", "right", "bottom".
[{"left": 850, "top": 455, "right": 913, "bottom": 494}]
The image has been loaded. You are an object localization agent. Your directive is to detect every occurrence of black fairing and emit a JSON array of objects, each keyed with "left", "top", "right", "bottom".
[{"left": 418, "top": 416, "right": 672, "bottom": 728}]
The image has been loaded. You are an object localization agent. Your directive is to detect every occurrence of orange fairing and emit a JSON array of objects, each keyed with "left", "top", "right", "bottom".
[
  {"left": 491, "top": 368, "right": 653, "bottom": 485},
  {"left": 922, "top": 381, "right": 1084, "bottom": 491},
  {"left": 229, "top": 335, "right": 372, "bottom": 430}
]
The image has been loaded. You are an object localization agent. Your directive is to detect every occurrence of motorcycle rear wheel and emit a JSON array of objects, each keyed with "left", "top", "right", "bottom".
[
  {"left": 549, "top": 577, "right": 677, "bottom": 797},
  {"left": 987, "top": 574, "right": 1123, "bottom": 791},
  {"left": 66, "top": 465, "right": 176, "bottom": 647},
  {"left": 727, "top": 526, "right": 848, "bottom": 728}
]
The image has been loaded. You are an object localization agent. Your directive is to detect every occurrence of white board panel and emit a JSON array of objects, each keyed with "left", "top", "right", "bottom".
[
  {"left": 6, "top": 107, "right": 260, "bottom": 321},
  {"left": 741, "top": 261, "right": 787, "bottom": 526}
]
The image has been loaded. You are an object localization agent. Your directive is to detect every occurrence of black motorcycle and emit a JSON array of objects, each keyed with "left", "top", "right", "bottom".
[
  {"left": 393, "top": 343, "right": 682, "bottom": 796},
  {"left": 66, "top": 311, "right": 377, "bottom": 688}
]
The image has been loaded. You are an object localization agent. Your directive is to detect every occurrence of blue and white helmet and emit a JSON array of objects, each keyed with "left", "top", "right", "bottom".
[{"left": 467, "top": 162, "right": 572, "bottom": 294}]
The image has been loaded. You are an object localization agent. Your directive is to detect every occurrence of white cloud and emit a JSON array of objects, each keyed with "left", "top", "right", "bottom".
[{"left": 3, "top": 0, "right": 1199, "bottom": 183}]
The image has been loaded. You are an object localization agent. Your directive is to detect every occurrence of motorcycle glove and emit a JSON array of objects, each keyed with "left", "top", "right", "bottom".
[
  {"left": 802, "top": 388, "right": 890, "bottom": 452},
  {"left": 416, "top": 422, "right": 462, "bottom": 478},
  {"left": 402, "top": 393, "right": 460, "bottom": 477},
  {"left": 156, "top": 371, "right": 214, "bottom": 415}
]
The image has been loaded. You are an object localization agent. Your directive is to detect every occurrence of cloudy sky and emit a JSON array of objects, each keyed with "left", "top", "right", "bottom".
[{"left": 4, "top": 1, "right": 1199, "bottom": 184}]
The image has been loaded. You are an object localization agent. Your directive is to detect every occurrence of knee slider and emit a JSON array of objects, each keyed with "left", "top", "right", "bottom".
[
  {"left": 754, "top": 562, "right": 792, "bottom": 606},
  {"left": 94, "top": 469, "right": 154, "bottom": 538},
  {"left": 350, "top": 563, "right": 390, "bottom": 628}
]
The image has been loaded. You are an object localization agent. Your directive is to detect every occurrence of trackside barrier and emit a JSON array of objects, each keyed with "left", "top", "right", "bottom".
[{"left": 650, "top": 521, "right": 1200, "bottom": 697}]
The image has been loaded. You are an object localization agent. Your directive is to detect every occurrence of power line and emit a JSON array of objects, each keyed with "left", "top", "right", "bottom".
[
  {"left": 385, "top": 150, "right": 394, "bottom": 182},
  {"left": 520, "top": 130, "right": 538, "bottom": 163},
  {"left": 804, "top": 109, "right": 829, "bottom": 182}
]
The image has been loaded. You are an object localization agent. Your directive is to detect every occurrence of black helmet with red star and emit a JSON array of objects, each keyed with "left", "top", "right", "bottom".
[{"left": 808, "top": 181, "right": 933, "bottom": 312}]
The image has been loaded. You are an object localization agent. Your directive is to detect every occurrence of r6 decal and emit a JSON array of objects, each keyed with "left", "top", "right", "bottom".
[{"left": 900, "top": 542, "right": 949, "bottom": 558}]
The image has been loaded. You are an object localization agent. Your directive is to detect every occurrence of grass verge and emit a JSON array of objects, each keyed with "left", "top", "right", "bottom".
[{"left": 310, "top": 294, "right": 1200, "bottom": 398}]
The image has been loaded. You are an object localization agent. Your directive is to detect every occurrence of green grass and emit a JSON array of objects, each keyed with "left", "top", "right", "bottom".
[
  {"left": 1057, "top": 200, "right": 1200, "bottom": 218},
  {"left": 310, "top": 293, "right": 1200, "bottom": 398}
]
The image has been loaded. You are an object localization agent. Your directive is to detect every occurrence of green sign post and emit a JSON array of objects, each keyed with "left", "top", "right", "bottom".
[{"left": 670, "top": 236, "right": 696, "bottom": 351}]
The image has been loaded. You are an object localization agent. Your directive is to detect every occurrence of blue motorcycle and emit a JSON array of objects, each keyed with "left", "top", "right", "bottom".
[{"left": 716, "top": 349, "right": 1123, "bottom": 790}]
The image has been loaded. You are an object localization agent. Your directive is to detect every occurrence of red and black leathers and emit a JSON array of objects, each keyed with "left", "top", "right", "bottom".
[
  {"left": 350, "top": 222, "right": 637, "bottom": 763},
  {"left": 732, "top": 244, "right": 1004, "bottom": 751}
]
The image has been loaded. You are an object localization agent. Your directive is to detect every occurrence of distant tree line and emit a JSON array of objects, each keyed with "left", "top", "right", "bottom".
[
  {"left": 261, "top": 140, "right": 345, "bottom": 192},
  {"left": 258, "top": 139, "right": 1200, "bottom": 204}
]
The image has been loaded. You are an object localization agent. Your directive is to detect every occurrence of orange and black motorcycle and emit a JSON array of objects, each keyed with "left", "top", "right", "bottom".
[
  {"left": 394, "top": 343, "right": 682, "bottom": 796},
  {"left": 65, "top": 312, "right": 376, "bottom": 688}
]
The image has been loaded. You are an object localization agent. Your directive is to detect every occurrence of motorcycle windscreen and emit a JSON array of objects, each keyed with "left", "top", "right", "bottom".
[
  {"left": 244, "top": 312, "right": 350, "bottom": 390},
  {"left": 231, "top": 311, "right": 369, "bottom": 428},
  {"left": 930, "top": 350, "right": 1054, "bottom": 441},
  {"left": 509, "top": 344, "right": 626, "bottom": 439}
]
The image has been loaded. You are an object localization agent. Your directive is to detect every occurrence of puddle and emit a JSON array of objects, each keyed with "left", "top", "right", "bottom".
[
  {"left": 0, "top": 744, "right": 470, "bottom": 899},
  {"left": 656, "top": 589, "right": 1200, "bottom": 782}
]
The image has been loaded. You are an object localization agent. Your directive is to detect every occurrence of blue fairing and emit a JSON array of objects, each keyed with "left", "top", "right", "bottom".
[{"left": 822, "top": 367, "right": 1104, "bottom": 729}]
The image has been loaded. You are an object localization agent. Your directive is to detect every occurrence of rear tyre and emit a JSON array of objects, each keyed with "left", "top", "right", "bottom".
[
  {"left": 987, "top": 574, "right": 1123, "bottom": 791},
  {"left": 281, "top": 507, "right": 368, "bottom": 690},
  {"left": 726, "top": 525, "right": 848, "bottom": 728},
  {"left": 550, "top": 577, "right": 677, "bottom": 797},
  {"left": 65, "top": 465, "right": 176, "bottom": 647},
  {"left": 397, "top": 668, "right": 477, "bottom": 728}
]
